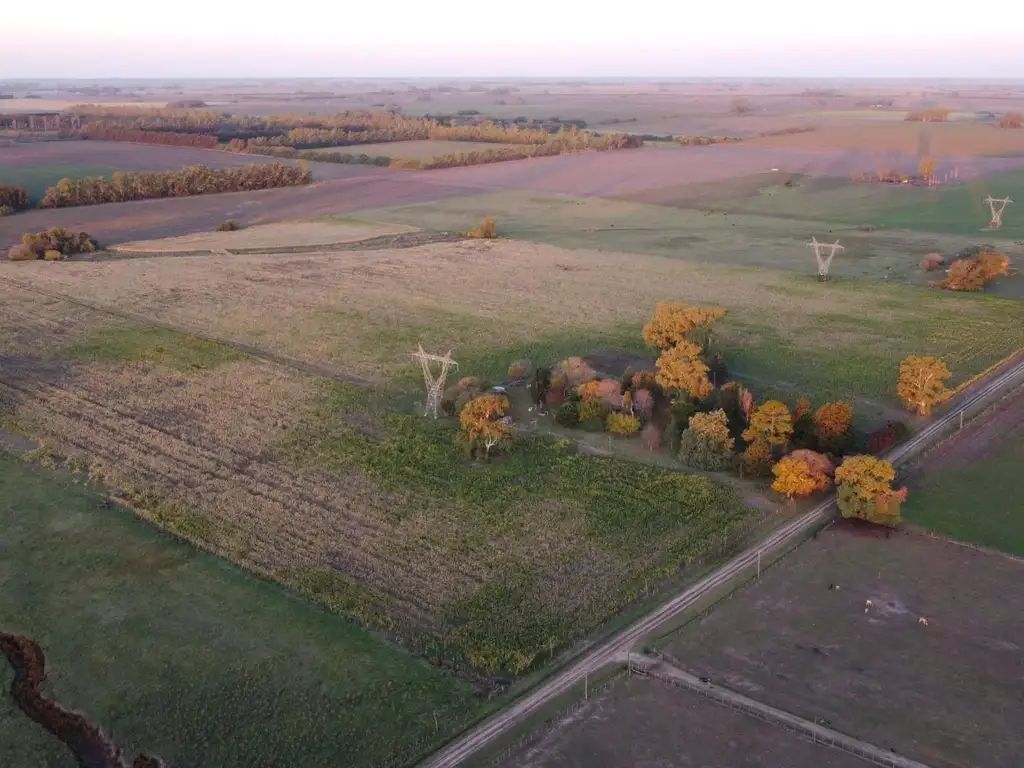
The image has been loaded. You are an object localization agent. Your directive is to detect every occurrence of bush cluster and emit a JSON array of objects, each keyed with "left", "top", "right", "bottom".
[
  {"left": 0, "top": 184, "right": 31, "bottom": 213},
  {"left": 8, "top": 228, "right": 99, "bottom": 261}
]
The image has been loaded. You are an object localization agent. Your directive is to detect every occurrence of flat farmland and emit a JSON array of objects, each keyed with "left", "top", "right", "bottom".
[
  {"left": 311, "top": 140, "right": 507, "bottom": 160},
  {"left": 0, "top": 283, "right": 755, "bottom": 681},
  {"left": 0, "top": 175, "right": 478, "bottom": 249},
  {"left": 499, "top": 675, "right": 867, "bottom": 768},
  {"left": 751, "top": 121, "right": 1024, "bottom": 157},
  {"left": 3, "top": 238, "right": 1021, "bottom": 403},
  {"left": 0, "top": 454, "right": 478, "bottom": 768},
  {"left": 357, "top": 187, "right": 1024, "bottom": 296},
  {"left": 0, "top": 139, "right": 391, "bottom": 183},
  {"left": 661, "top": 527, "right": 1024, "bottom": 768}
]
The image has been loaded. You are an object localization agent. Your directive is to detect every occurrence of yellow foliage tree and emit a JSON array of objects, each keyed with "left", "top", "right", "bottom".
[
  {"left": 918, "top": 156, "right": 936, "bottom": 179},
  {"left": 606, "top": 412, "right": 641, "bottom": 436},
  {"left": 655, "top": 342, "right": 713, "bottom": 400},
  {"left": 897, "top": 356, "right": 951, "bottom": 416},
  {"left": 459, "top": 394, "right": 513, "bottom": 457},
  {"left": 771, "top": 458, "right": 818, "bottom": 499},
  {"left": 641, "top": 303, "right": 725, "bottom": 351},
  {"left": 834, "top": 455, "right": 905, "bottom": 526},
  {"left": 742, "top": 400, "right": 793, "bottom": 447}
]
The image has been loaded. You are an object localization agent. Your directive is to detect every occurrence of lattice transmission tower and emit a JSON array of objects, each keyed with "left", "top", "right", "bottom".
[
  {"left": 807, "top": 237, "right": 844, "bottom": 281},
  {"left": 984, "top": 195, "right": 1012, "bottom": 229},
  {"left": 412, "top": 344, "right": 459, "bottom": 418}
]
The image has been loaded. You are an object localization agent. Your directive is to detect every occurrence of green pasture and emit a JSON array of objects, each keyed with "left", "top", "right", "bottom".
[
  {"left": 0, "top": 454, "right": 478, "bottom": 768},
  {"left": 356, "top": 185, "right": 1022, "bottom": 291},
  {"left": 903, "top": 439, "right": 1024, "bottom": 556},
  {"left": 0, "top": 164, "right": 121, "bottom": 202}
]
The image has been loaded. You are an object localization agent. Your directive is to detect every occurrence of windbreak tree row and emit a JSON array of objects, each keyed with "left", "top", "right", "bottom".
[{"left": 38, "top": 163, "right": 311, "bottom": 208}]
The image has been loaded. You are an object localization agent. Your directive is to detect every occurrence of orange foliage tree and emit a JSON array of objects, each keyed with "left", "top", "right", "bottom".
[
  {"left": 813, "top": 401, "right": 853, "bottom": 450},
  {"left": 937, "top": 251, "right": 1010, "bottom": 292},
  {"left": 918, "top": 156, "right": 936, "bottom": 179},
  {"left": 897, "top": 356, "right": 951, "bottom": 416},
  {"left": 742, "top": 400, "right": 793, "bottom": 447},
  {"left": 459, "top": 394, "right": 513, "bottom": 458},
  {"left": 655, "top": 342, "right": 713, "bottom": 400},
  {"left": 641, "top": 303, "right": 725, "bottom": 350}
]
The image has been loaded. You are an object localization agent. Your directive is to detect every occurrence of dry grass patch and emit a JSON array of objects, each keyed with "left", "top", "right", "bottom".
[{"left": 111, "top": 219, "right": 417, "bottom": 253}]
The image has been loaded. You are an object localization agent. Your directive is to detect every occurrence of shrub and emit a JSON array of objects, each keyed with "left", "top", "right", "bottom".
[
  {"left": 554, "top": 401, "right": 580, "bottom": 427},
  {"left": 578, "top": 398, "right": 604, "bottom": 423},
  {"left": 606, "top": 413, "right": 640, "bottom": 436},
  {"left": 468, "top": 216, "right": 497, "bottom": 239},
  {"left": 633, "top": 389, "right": 654, "bottom": 420},
  {"left": 555, "top": 357, "right": 596, "bottom": 388},
  {"left": 919, "top": 253, "right": 945, "bottom": 271},
  {"left": 508, "top": 359, "right": 533, "bottom": 380},
  {"left": 740, "top": 439, "right": 774, "bottom": 477},
  {"left": 865, "top": 421, "right": 908, "bottom": 454},
  {"left": 0, "top": 184, "right": 30, "bottom": 212},
  {"left": 216, "top": 219, "right": 241, "bottom": 231},
  {"left": 7, "top": 245, "right": 37, "bottom": 261},
  {"left": 42, "top": 250, "right": 63, "bottom": 261},
  {"left": 17, "top": 228, "right": 99, "bottom": 259},
  {"left": 0, "top": 205, "right": 15, "bottom": 217}
]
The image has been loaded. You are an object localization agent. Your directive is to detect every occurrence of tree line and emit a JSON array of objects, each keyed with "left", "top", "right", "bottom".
[
  {"left": 81, "top": 126, "right": 219, "bottom": 148},
  {"left": 38, "top": 164, "right": 311, "bottom": 208}
]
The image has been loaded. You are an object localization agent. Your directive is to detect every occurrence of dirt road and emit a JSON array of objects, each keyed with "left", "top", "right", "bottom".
[{"left": 420, "top": 354, "right": 1024, "bottom": 768}]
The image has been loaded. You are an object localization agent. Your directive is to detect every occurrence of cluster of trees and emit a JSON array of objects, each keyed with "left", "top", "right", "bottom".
[
  {"left": 38, "top": 164, "right": 311, "bottom": 208},
  {"left": 935, "top": 250, "right": 1011, "bottom": 291},
  {"left": 999, "top": 113, "right": 1022, "bottom": 129},
  {"left": 678, "top": 135, "right": 742, "bottom": 146},
  {"left": 80, "top": 126, "right": 219, "bottom": 148},
  {"left": 8, "top": 228, "right": 99, "bottom": 261},
  {"left": 905, "top": 107, "right": 950, "bottom": 122},
  {"left": 0, "top": 184, "right": 30, "bottom": 216}
]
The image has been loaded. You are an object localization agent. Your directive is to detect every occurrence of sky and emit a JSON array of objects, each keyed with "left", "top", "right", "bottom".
[{"left": 3, "top": 1, "right": 1023, "bottom": 78}]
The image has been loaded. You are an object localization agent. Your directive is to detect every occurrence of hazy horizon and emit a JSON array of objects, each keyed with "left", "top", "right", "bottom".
[{"left": 4, "top": 0, "right": 1023, "bottom": 79}]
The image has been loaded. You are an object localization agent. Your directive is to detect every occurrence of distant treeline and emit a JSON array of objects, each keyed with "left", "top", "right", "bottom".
[
  {"left": 60, "top": 106, "right": 644, "bottom": 169},
  {"left": 39, "top": 163, "right": 310, "bottom": 208},
  {"left": 905, "top": 108, "right": 950, "bottom": 122},
  {"left": 82, "top": 126, "right": 219, "bottom": 148}
]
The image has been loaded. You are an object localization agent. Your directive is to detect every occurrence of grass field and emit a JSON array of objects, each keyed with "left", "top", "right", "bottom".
[
  {"left": 4, "top": 238, "right": 1021, "bottom": 404},
  {"left": 0, "top": 289, "right": 757, "bottom": 679},
  {"left": 311, "top": 140, "right": 508, "bottom": 160},
  {"left": 0, "top": 164, "right": 121, "bottom": 202},
  {"left": 357, "top": 186, "right": 1023, "bottom": 292},
  {"left": 0, "top": 453, "right": 478, "bottom": 768},
  {"left": 661, "top": 526, "right": 1024, "bottom": 768},
  {"left": 903, "top": 389, "right": 1024, "bottom": 556}
]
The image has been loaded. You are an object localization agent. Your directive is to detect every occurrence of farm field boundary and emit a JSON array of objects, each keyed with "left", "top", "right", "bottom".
[{"left": 628, "top": 652, "right": 929, "bottom": 768}]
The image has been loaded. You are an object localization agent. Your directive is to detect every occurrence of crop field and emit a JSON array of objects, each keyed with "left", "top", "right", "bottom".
[
  {"left": 0, "top": 163, "right": 123, "bottom": 202},
  {"left": 903, "top": 388, "right": 1024, "bottom": 555},
  {"left": 3, "top": 237, "right": 1021, "bottom": 403},
  {"left": 499, "top": 675, "right": 867, "bottom": 768},
  {"left": 311, "top": 140, "right": 508, "bottom": 160},
  {"left": 751, "top": 122, "right": 1024, "bottom": 157},
  {"left": 661, "top": 526, "right": 1024, "bottom": 768},
  {"left": 0, "top": 140, "right": 390, "bottom": 184},
  {"left": 0, "top": 454, "right": 478, "bottom": 768},
  {"left": 0, "top": 284, "right": 757, "bottom": 680}
]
